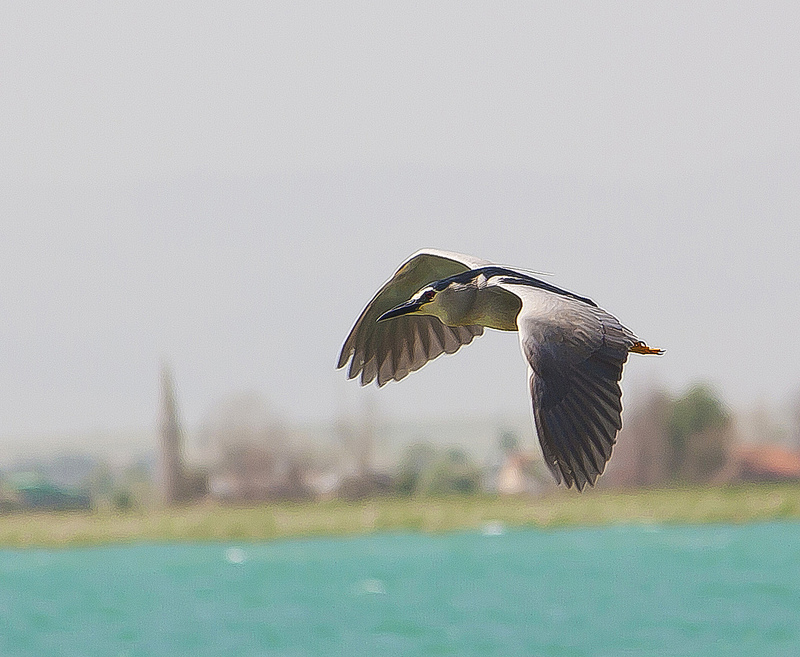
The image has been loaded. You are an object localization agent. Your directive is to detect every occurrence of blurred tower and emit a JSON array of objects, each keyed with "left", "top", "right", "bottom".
[{"left": 159, "top": 363, "right": 186, "bottom": 504}]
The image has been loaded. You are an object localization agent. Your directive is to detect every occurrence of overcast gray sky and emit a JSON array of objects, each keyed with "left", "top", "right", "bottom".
[{"left": 2, "top": 2, "right": 799, "bottom": 441}]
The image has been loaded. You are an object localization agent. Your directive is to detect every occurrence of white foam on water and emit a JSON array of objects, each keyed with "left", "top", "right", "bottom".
[
  {"left": 481, "top": 521, "right": 505, "bottom": 536},
  {"left": 225, "top": 547, "right": 246, "bottom": 564},
  {"left": 354, "top": 578, "right": 386, "bottom": 595}
]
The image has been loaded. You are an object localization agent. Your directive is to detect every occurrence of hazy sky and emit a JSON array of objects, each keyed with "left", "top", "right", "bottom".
[{"left": 2, "top": 2, "right": 800, "bottom": 441}]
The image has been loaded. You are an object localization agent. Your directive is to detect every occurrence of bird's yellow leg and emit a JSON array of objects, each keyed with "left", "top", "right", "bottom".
[{"left": 629, "top": 341, "right": 664, "bottom": 355}]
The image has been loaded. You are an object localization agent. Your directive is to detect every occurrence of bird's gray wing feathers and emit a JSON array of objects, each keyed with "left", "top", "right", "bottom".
[
  {"left": 515, "top": 290, "right": 637, "bottom": 490},
  {"left": 338, "top": 249, "right": 488, "bottom": 387}
]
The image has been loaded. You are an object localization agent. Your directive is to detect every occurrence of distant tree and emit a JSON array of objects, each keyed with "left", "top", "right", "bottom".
[
  {"left": 335, "top": 395, "right": 381, "bottom": 478},
  {"left": 199, "top": 392, "right": 312, "bottom": 501},
  {"left": 668, "top": 384, "right": 732, "bottom": 482},
  {"left": 393, "top": 443, "right": 482, "bottom": 496},
  {"left": 119, "top": 460, "right": 157, "bottom": 509},
  {"left": 420, "top": 447, "right": 482, "bottom": 496},
  {"left": 88, "top": 461, "right": 115, "bottom": 501},
  {"left": 634, "top": 388, "right": 672, "bottom": 486},
  {"left": 605, "top": 387, "right": 672, "bottom": 488},
  {"left": 112, "top": 489, "right": 133, "bottom": 511},
  {"left": 498, "top": 430, "right": 520, "bottom": 455},
  {"left": 199, "top": 392, "right": 281, "bottom": 449},
  {"left": 394, "top": 442, "right": 438, "bottom": 496}
]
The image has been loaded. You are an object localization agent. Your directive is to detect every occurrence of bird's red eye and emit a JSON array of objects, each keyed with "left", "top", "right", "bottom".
[{"left": 422, "top": 290, "right": 435, "bottom": 301}]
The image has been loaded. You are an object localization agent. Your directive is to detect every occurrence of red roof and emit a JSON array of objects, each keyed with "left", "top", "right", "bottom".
[{"left": 734, "top": 444, "right": 800, "bottom": 479}]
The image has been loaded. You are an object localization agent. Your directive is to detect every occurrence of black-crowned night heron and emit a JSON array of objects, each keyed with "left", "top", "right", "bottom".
[{"left": 338, "top": 249, "right": 663, "bottom": 490}]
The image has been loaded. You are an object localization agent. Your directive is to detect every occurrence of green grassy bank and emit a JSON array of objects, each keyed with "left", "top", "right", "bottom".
[{"left": 2, "top": 482, "right": 800, "bottom": 548}]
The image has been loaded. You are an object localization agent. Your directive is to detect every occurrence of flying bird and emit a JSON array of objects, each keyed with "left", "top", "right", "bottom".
[{"left": 337, "top": 249, "right": 663, "bottom": 490}]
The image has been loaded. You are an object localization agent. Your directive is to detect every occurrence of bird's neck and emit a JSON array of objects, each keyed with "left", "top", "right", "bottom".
[{"left": 446, "top": 286, "right": 521, "bottom": 331}]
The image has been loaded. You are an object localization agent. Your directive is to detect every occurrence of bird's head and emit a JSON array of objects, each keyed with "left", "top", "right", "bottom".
[
  {"left": 378, "top": 285, "right": 440, "bottom": 322},
  {"left": 378, "top": 277, "right": 477, "bottom": 325}
]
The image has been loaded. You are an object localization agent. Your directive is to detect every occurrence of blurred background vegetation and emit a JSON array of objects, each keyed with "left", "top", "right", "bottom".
[{"left": 2, "top": 359, "right": 800, "bottom": 545}]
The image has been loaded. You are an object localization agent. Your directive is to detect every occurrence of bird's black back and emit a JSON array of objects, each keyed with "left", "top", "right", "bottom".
[{"left": 433, "top": 266, "right": 598, "bottom": 308}]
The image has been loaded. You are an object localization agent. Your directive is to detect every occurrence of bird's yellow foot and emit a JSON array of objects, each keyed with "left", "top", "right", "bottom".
[{"left": 630, "top": 341, "right": 664, "bottom": 355}]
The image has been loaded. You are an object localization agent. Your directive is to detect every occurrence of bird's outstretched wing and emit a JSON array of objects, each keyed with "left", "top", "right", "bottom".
[
  {"left": 338, "top": 249, "right": 489, "bottom": 386},
  {"left": 509, "top": 285, "right": 638, "bottom": 490}
]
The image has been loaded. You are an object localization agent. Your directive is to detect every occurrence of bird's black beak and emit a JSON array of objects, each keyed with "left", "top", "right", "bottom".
[{"left": 377, "top": 299, "right": 423, "bottom": 322}]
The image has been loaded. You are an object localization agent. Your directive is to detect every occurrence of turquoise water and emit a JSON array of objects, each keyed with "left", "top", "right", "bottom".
[{"left": 1, "top": 521, "right": 799, "bottom": 656}]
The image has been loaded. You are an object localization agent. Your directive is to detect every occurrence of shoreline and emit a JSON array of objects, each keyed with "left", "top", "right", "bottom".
[{"left": 1, "top": 482, "right": 799, "bottom": 549}]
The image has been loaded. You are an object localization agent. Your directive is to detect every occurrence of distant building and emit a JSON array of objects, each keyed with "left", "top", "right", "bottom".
[
  {"left": 719, "top": 444, "right": 800, "bottom": 483},
  {"left": 496, "top": 452, "right": 545, "bottom": 496},
  {"left": 6, "top": 473, "right": 91, "bottom": 511},
  {"left": 335, "top": 471, "right": 393, "bottom": 501},
  {"left": 18, "top": 481, "right": 92, "bottom": 511},
  {"left": 208, "top": 444, "right": 313, "bottom": 503}
]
